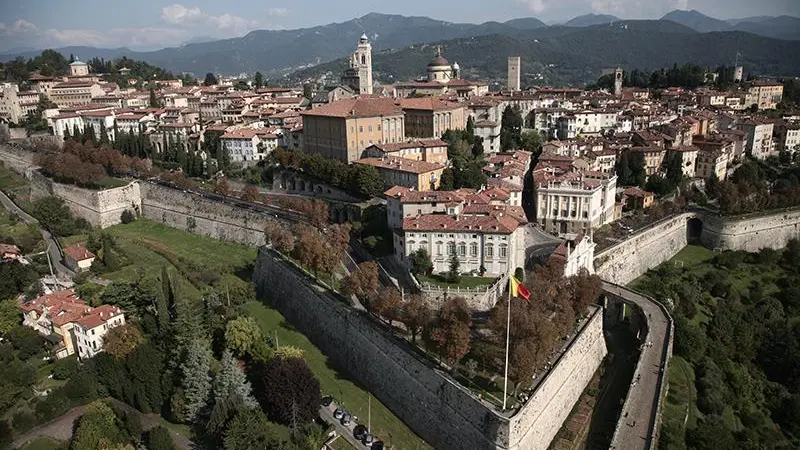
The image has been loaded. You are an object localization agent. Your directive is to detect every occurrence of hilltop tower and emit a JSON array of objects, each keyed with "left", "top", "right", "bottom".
[
  {"left": 508, "top": 56, "right": 521, "bottom": 91},
  {"left": 353, "top": 33, "right": 373, "bottom": 95},
  {"left": 614, "top": 67, "right": 623, "bottom": 96}
]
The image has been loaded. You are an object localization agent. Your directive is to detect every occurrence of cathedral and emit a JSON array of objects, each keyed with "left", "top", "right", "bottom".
[
  {"left": 394, "top": 47, "right": 487, "bottom": 98},
  {"left": 340, "top": 34, "right": 373, "bottom": 95}
]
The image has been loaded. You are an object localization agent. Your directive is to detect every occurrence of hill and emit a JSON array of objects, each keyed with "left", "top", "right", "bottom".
[
  {"left": 564, "top": 14, "right": 620, "bottom": 27},
  {"left": 661, "top": 9, "right": 731, "bottom": 32},
  {"left": 288, "top": 23, "right": 800, "bottom": 87}
]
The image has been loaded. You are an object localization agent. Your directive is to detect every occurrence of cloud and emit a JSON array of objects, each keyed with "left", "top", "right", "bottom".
[
  {"left": 519, "top": 0, "right": 548, "bottom": 13},
  {"left": 267, "top": 8, "right": 288, "bottom": 17},
  {"left": 160, "top": 3, "right": 259, "bottom": 34}
]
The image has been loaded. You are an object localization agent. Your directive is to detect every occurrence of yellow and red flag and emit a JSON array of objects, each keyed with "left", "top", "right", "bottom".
[{"left": 510, "top": 275, "right": 531, "bottom": 300}]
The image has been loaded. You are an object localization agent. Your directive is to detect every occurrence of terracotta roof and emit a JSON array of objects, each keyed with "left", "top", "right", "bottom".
[
  {"left": 403, "top": 209, "right": 524, "bottom": 234},
  {"left": 53, "top": 81, "right": 95, "bottom": 88},
  {"left": 370, "top": 139, "right": 448, "bottom": 152},
  {"left": 354, "top": 157, "right": 444, "bottom": 174},
  {"left": 64, "top": 244, "right": 95, "bottom": 262},
  {"left": 74, "top": 305, "right": 123, "bottom": 330},
  {"left": 399, "top": 97, "right": 462, "bottom": 111},
  {"left": 384, "top": 186, "right": 470, "bottom": 203},
  {"left": 0, "top": 243, "right": 21, "bottom": 255},
  {"left": 301, "top": 97, "right": 403, "bottom": 118},
  {"left": 623, "top": 187, "right": 653, "bottom": 198}
]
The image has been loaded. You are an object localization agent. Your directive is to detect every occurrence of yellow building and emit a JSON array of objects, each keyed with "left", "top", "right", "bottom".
[
  {"left": 50, "top": 81, "right": 105, "bottom": 108},
  {"left": 745, "top": 80, "right": 784, "bottom": 110},
  {"left": 363, "top": 138, "right": 449, "bottom": 164},
  {"left": 353, "top": 157, "right": 445, "bottom": 191},
  {"left": 301, "top": 97, "right": 405, "bottom": 162},
  {"left": 400, "top": 97, "right": 467, "bottom": 138}
]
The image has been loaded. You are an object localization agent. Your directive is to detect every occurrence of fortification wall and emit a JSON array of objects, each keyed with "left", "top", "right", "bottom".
[
  {"left": 702, "top": 209, "right": 800, "bottom": 252},
  {"left": 253, "top": 248, "right": 607, "bottom": 450},
  {"left": 0, "top": 144, "right": 36, "bottom": 174},
  {"left": 28, "top": 170, "right": 141, "bottom": 228},
  {"left": 594, "top": 214, "right": 691, "bottom": 286},
  {"left": 139, "top": 182, "right": 269, "bottom": 246}
]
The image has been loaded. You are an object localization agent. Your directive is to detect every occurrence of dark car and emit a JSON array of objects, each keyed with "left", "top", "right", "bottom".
[
  {"left": 353, "top": 424, "right": 367, "bottom": 440},
  {"left": 321, "top": 395, "right": 333, "bottom": 407},
  {"left": 371, "top": 441, "right": 384, "bottom": 450},
  {"left": 333, "top": 408, "right": 344, "bottom": 419},
  {"left": 341, "top": 412, "right": 352, "bottom": 426}
]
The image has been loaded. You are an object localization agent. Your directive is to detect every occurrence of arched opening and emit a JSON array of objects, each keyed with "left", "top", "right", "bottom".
[{"left": 687, "top": 217, "right": 703, "bottom": 244}]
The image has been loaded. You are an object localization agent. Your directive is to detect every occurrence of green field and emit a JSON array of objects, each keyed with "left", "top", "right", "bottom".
[
  {"left": 661, "top": 356, "right": 701, "bottom": 443},
  {"left": 0, "top": 162, "right": 29, "bottom": 191},
  {"left": 0, "top": 209, "right": 44, "bottom": 253},
  {"left": 242, "top": 301, "right": 431, "bottom": 450},
  {"left": 21, "top": 437, "right": 63, "bottom": 450}
]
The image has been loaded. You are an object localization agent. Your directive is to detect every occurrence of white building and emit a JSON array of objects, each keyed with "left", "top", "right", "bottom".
[
  {"left": 220, "top": 128, "right": 279, "bottom": 164},
  {"left": 549, "top": 234, "right": 596, "bottom": 277},
  {"left": 0, "top": 85, "right": 40, "bottom": 124},
  {"left": 73, "top": 305, "right": 126, "bottom": 359},
  {"left": 534, "top": 170, "right": 617, "bottom": 235},
  {"left": 69, "top": 60, "right": 90, "bottom": 77},
  {"left": 736, "top": 119, "right": 774, "bottom": 160}
]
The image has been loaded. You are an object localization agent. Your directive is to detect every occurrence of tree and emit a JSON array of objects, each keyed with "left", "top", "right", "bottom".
[
  {"left": 0, "top": 301, "right": 22, "bottom": 337},
  {"left": 254, "top": 72, "right": 264, "bottom": 90},
  {"left": 500, "top": 105, "right": 523, "bottom": 151},
  {"left": 8, "top": 326, "right": 45, "bottom": 359},
  {"left": 144, "top": 426, "right": 176, "bottom": 450},
  {"left": 519, "top": 130, "right": 542, "bottom": 154},
  {"left": 70, "top": 400, "right": 124, "bottom": 450},
  {"left": 240, "top": 184, "right": 259, "bottom": 203},
  {"left": 213, "top": 349, "right": 258, "bottom": 408},
  {"left": 466, "top": 116, "right": 475, "bottom": 137},
  {"left": 410, "top": 248, "right": 433, "bottom": 275},
  {"left": 371, "top": 287, "right": 403, "bottom": 324},
  {"left": 263, "top": 221, "right": 295, "bottom": 254},
  {"left": 447, "top": 252, "right": 461, "bottom": 283},
  {"left": 102, "top": 324, "right": 144, "bottom": 359},
  {"left": 31, "top": 196, "right": 78, "bottom": 236},
  {"left": 214, "top": 177, "right": 231, "bottom": 196},
  {"left": 204, "top": 72, "right": 218, "bottom": 86},
  {"left": 120, "top": 209, "right": 135, "bottom": 224},
  {"left": 350, "top": 164, "right": 383, "bottom": 198},
  {"left": 665, "top": 152, "right": 684, "bottom": 188},
  {"left": 401, "top": 294, "right": 431, "bottom": 343},
  {"left": 180, "top": 340, "right": 212, "bottom": 423},
  {"left": 302, "top": 83, "right": 313, "bottom": 100},
  {"left": 260, "top": 357, "right": 321, "bottom": 426},
  {"left": 224, "top": 317, "right": 262, "bottom": 357},
  {"left": 424, "top": 296, "right": 472, "bottom": 365},
  {"left": 341, "top": 261, "right": 379, "bottom": 302},
  {"left": 148, "top": 86, "right": 159, "bottom": 108},
  {"left": 224, "top": 409, "right": 283, "bottom": 450}
]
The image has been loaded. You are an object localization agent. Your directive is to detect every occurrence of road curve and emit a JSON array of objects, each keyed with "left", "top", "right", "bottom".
[
  {"left": 0, "top": 189, "right": 74, "bottom": 278},
  {"left": 603, "top": 281, "right": 673, "bottom": 450}
]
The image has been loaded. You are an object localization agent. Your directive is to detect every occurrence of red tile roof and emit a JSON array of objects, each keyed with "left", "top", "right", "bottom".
[
  {"left": 403, "top": 209, "right": 524, "bottom": 234},
  {"left": 399, "top": 97, "right": 463, "bottom": 111},
  {"left": 354, "top": 157, "right": 444, "bottom": 174},
  {"left": 64, "top": 244, "right": 95, "bottom": 262},
  {"left": 301, "top": 97, "right": 403, "bottom": 118}
]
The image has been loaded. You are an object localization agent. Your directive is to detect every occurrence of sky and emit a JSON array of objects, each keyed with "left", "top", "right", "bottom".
[{"left": 1, "top": 0, "right": 798, "bottom": 52}]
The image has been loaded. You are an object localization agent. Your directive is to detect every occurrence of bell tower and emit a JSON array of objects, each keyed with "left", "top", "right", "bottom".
[
  {"left": 353, "top": 33, "right": 373, "bottom": 95},
  {"left": 614, "top": 67, "right": 623, "bottom": 97}
]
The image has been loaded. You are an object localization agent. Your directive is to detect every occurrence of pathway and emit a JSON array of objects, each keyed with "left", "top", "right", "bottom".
[
  {"left": 0, "top": 189, "right": 74, "bottom": 278},
  {"left": 602, "top": 282, "right": 672, "bottom": 450},
  {"left": 11, "top": 398, "right": 193, "bottom": 450},
  {"left": 319, "top": 402, "right": 370, "bottom": 450}
]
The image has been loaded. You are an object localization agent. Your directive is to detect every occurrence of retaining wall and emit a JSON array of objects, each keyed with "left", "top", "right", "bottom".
[
  {"left": 253, "top": 247, "right": 607, "bottom": 450},
  {"left": 28, "top": 170, "right": 142, "bottom": 228},
  {"left": 702, "top": 209, "right": 800, "bottom": 252}
]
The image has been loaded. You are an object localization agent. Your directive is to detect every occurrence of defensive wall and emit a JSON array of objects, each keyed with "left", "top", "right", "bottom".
[
  {"left": 28, "top": 170, "right": 141, "bottom": 229},
  {"left": 138, "top": 182, "right": 271, "bottom": 247},
  {"left": 0, "top": 144, "right": 37, "bottom": 174},
  {"left": 253, "top": 247, "right": 607, "bottom": 450},
  {"left": 594, "top": 208, "right": 800, "bottom": 285}
]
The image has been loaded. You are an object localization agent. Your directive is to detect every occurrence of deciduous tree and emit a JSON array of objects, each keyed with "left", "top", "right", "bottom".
[
  {"left": 102, "top": 324, "right": 144, "bottom": 359},
  {"left": 260, "top": 356, "right": 321, "bottom": 426},
  {"left": 214, "top": 177, "right": 231, "bottom": 196},
  {"left": 240, "top": 184, "right": 259, "bottom": 203},
  {"left": 224, "top": 317, "right": 262, "bottom": 357},
  {"left": 341, "top": 261, "right": 379, "bottom": 302},
  {"left": 370, "top": 287, "right": 403, "bottom": 325},
  {"left": 424, "top": 296, "right": 472, "bottom": 365},
  {"left": 401, "top": 294, "right": 431, "bottom": 343}
]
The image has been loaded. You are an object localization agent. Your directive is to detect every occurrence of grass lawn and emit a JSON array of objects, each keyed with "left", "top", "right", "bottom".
[
  {"left": 662, "top": 356, "right": 701, "bottom": 434},
  {"left": 328, "top": 436, "right": 358, "bottom": 449},
  {"left": 21, "top": 437, "right": 63, "bottom": 450},
  {"left": 417, "top": 273, "right": 498, "bottom": 289},
  {"left": 0, "top": 162, "right": 29, "bottom": 191},
  {"left": 0, "top": 210, "right": 45, "bottom": 252},
  {"left": 242, "top": 301, "right": 431, "bottom": 450},
  {"left": 670, "top": 245, "right": 715, "bottom": 267}
]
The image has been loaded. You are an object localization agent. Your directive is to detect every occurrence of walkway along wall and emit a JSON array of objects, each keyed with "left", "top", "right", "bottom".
[{"left": 253, "top": 247, "right": 608, "bottom": 450}]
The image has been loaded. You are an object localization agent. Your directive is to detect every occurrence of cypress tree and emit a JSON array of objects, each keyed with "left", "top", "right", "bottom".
[
  {"left": 181, "top": 340, "right": 213, "bottom": 423},
  {"left": 213, "top": 349, "right": 257, "bottom": 408}
]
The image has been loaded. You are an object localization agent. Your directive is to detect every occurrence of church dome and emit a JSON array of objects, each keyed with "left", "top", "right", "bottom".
[
  {"left": 427, "top": 54, "right": 449, "bottom": 67},
  {"left": 360, "top": 33, "right": 368, "bottom": 42}
]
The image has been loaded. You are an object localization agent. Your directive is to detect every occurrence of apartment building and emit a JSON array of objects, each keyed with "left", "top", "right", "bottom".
[
  {"left": 400, "top": 97, "right": 467, "bottom": 139},
  {"left": 353, "top": 157, "right": 445, "bottom": 191},
  {"left": 49, "top": 81, "right": 105, "bottom": 108},
  {"left": 736, "top": 119, "right": 775, "bottom": 159},
  {"left": 534, "top": 169, "right": 617, "bottom": 235},
  {"left": 362, "top": 139, "right": 448, "bottom": 164}
]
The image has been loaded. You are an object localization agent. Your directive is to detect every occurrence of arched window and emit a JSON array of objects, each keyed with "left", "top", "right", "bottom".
[
  {"left": 361, "top": 55, "right": 366, "bottom": 65},
  {"left": 458, "top": 242, "right": 466, "bottom": 256},
  {"left": 470, "top": 242, "right": 478, "bottom": 257},
  {"left": 485, "top": 244, "right": 494, "bottom": 258},
  {"left": 499, "top": 244, "right": 508, "bottom": 258}
]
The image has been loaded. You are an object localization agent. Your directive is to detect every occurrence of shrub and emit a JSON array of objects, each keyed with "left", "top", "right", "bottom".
[
  {"left": 120, "top": 210, "right": 135, "bottom": 224},
  {"left": 52, "top": 356, "right": 78, "bottom": 380}
]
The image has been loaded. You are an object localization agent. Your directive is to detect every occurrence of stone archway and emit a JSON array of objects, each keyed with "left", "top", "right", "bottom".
[{"left": 687, "top": 217, "right": 703, "bottom": 244}]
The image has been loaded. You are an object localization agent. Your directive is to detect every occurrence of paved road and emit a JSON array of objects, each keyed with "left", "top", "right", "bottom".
[
  {"left": 320, "top": 403, "right": 371, "bottom": 450},
  {"left": 0, "top": 189, "right": 74, "bottom": 278},
  {"left": 11, "top": 398, "right": 193, "bottom": 449},
  {"left": 602, "top": 282, "right": 671, "bottom": 450}
]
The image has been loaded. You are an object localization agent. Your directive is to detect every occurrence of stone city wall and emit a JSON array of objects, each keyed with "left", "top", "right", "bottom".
[
  {"left": 594, "top": 214, "right": 690, "bottom": 286},
  {"left": 702, "top": 208, "right": 800, "bottom": 252},
  {"left": 28, "top": 170, "right": 141, "bottom": 228},
  {"left": 0, "top": 144, "right": 36, "bottom": 174},
  {"left": 139, "top": 182, "right": 272, "bottom": 247},
  {"left": 253, "top": 247, "right": 607, "bottom": 450}
]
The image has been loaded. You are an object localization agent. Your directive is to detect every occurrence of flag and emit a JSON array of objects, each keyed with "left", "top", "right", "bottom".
[{"left": 510, "top": 275, "right": 531, "bottom": 301}]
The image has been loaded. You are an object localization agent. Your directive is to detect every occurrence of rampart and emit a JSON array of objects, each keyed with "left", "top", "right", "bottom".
[
  {"left": 253, "top": 247, "right": 607, "bottom": 450},
  {"left": 138, "top": 182, "right": 270, "bottom": 247},
  {"left": 701, "top": 208, "right": 800, "bottom": 252},
  {"left": 28, "top": 170, "right": 142, "bottom": 228}
]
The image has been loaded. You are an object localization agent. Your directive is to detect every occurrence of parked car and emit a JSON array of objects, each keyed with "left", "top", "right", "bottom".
[
  {"left": 333, "top": 408, "right": 344, "bottom": 419},
  {"left": 371, "top": 441, "right": 384, "bottom": 450},
  {"left": 353, "top": 424, "right": 367, "bottom": 440},
  {"left": 341, "top": 413, "right": 352, "bottom": 426},
  {"left": 363, "top": 433, "right": 374, "bottom": 445},
  {"left": 322, "top": 395, "right": 333, "bottom": 407}
]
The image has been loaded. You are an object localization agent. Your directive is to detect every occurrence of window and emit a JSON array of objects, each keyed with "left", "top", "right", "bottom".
[
  {"left": 436, "top": 241, "right": 443, "bottom": 256},
  {"left": 470, "top": 242, "right": 478, "bottom": 257},
  {"left": 458, "top": 243, "right": 466, "bottom": 256},
  {"left": 359, "top": 126, "right": 363, "bottom": 132},
  {"left": 485, "top": 244, "right": 494, "bottom": 258},
  {"left": 499, "top": 245, "right": 507, "bottom": 258},
  {"left": 448, "top": 242, "right": 456, "bottom": 255},
  {"left": 368, "top": 125, "right": 373, "bottom": 132}
]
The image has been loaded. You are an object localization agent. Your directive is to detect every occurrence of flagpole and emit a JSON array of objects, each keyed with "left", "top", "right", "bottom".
[{"left": 502, "top": 273, "right": 511, "bottom": 410}]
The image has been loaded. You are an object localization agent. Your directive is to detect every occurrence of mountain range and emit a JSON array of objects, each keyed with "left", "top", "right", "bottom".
[{"left": 0, "top": 11, "right": 798, "bottom": 82}]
